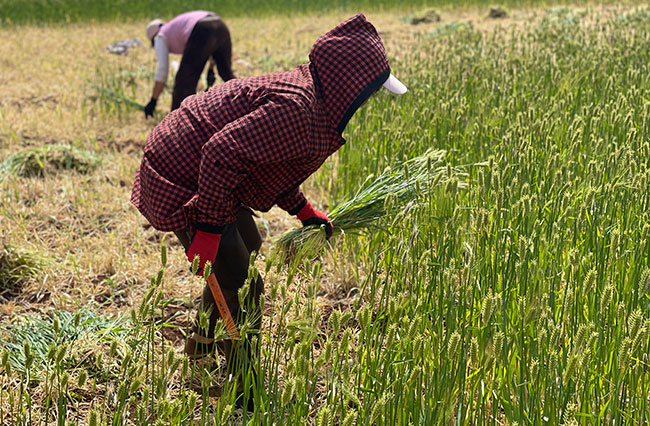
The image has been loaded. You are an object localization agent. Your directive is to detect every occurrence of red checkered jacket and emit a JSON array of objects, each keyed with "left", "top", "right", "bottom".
[{"left": 131, "top": 14, "right": 391, "bottom": 231}]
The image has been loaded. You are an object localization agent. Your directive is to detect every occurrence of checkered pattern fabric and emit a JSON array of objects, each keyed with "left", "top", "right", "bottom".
[
  {"left": 131, "top": 14, "right": 392, "bottom": 230},
  {"left": 309, "top": 14, "right": 390, "bottom": 133}
]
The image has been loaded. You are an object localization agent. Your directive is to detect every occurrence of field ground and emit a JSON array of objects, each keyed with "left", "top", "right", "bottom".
[{"left": 1, "top": 2, "right": 650, "bottom": 425}]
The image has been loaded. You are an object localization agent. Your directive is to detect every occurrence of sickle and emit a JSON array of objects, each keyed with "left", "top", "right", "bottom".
[{"left": 207, "top": 273, "right": 239, "bottom": 341}]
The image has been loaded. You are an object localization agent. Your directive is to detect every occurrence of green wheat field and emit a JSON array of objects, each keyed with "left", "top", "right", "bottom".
[{"left": 1, "top": 1, "right": 650, "bottom": 425}]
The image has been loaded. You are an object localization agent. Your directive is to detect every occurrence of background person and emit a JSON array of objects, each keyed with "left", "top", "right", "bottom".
[
  {"left": 131, "top": 13, "right": 406, "bottom": 408},
  {"left": 144, "top": 11, "right": 236, "bottom": 118}
]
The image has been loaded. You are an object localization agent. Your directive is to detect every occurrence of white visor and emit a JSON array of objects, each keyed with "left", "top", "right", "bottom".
[{"left": 382, "top": 73, "right": 407, "bottom": 95}]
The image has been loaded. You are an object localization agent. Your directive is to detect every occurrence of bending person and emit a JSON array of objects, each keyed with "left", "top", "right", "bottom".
[
  {"left": 144, "top": 11, "right": 235, "bottom": 117},
  {"left": 131, "top": 14, "right": 406, "bottom": 409}
]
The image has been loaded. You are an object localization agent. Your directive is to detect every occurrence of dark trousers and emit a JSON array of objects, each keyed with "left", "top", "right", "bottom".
[
  {"left": 171, "top": 16, "right": 235, "bottom": 111},
  {"left": 174, "top": 208, "right": 263, "bottom": 369}
]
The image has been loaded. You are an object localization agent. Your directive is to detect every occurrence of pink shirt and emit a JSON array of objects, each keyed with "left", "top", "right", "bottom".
[{"left": 159, "top": 11, "right": 215, "bottom": 54}]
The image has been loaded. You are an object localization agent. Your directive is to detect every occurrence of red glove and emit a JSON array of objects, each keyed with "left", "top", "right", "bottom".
[
  {"left": 186, "top": 230, "right": 221, "bottom": 275},
  {"left": 296, "top": 201, "right": 333, "bottom": 238}
]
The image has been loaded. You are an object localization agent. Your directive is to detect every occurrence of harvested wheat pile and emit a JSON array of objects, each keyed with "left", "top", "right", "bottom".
[{"left": 0, "top": 144, "right": 101, "bottom": 179}]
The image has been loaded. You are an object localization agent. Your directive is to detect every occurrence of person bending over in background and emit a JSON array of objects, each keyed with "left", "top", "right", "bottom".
[
  {"left": 131, "top": 14, "right": 406, "bottom": 409},
  {"left": 144, "top": 10, "right": 236, "bottom": 118}
]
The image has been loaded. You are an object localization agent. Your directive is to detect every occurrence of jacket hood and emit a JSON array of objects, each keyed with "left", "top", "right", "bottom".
[{"left": 309, "top": 14, "right": 391, "bottom": 134}]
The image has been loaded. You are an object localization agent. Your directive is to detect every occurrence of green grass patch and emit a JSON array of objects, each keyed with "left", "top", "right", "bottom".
[{"left": 0, "top": 309, "right": 125, "bottom": 377}]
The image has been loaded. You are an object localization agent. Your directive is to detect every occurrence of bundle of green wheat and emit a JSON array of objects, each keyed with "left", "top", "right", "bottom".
[
  {"left": 273, "top": 148, "right": 466, "bottom": 260},
  {"left": 0, "top": 144, "right": 101, "bottom": 179},
  {"left": 90, "top": 85, "right": 145, "bottom": 111}
]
